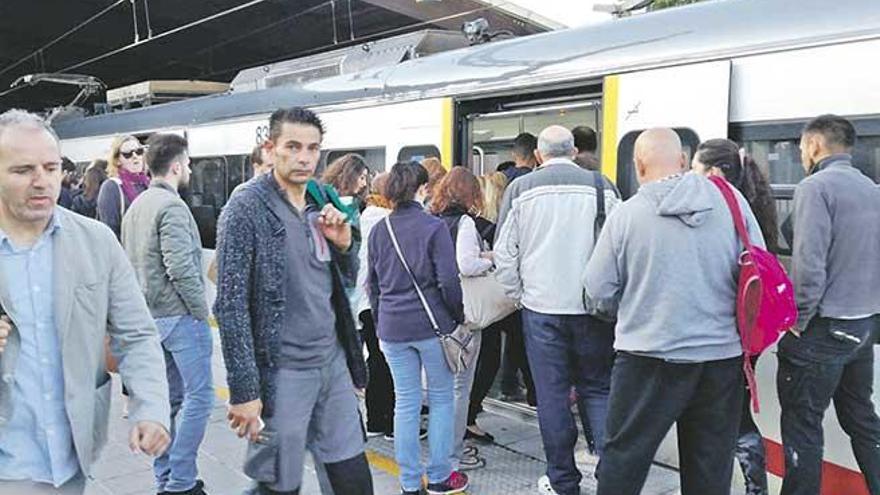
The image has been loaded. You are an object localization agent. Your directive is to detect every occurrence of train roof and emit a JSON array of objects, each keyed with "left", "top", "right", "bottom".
[{"left": 54, "top": 0, "right": 880, "bottom": 140}]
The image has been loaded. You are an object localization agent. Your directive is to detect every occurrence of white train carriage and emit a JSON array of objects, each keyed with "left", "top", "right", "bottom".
[{"left": 54, "top": 0, "right": 880, "bottom": 492}]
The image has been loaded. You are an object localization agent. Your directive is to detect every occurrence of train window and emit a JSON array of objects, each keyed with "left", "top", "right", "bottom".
[
  {"left": 615, "top": 128, "right": 700, "bottom": 200},
  {"left": 322, "top": 147, "right": 386, "bottom": 174},
  {"left": 187, "top": 156, "right": 228, "bottom": 249},
  {"left": 522, "top": 106, "right": 599, "bottom": 141},
  {"left": 225, "top": 154, "right": 248, "bottom": 196},
  {"left": 398, "top": 145, "right": 441, "bottom": 165}
]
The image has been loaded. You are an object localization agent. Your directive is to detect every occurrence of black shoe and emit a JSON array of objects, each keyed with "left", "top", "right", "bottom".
[
  {"left": 384, "top": 428, "right": 428, "bottom": 441},
  {"left": 465, "top": 427, "right": 495, "bottom": 444},
  {"left": 166, "top": 480, "right": 207, "bottom": 495},
  {"left": 401, "top": 490, "right": 423, "bottom": 495}
]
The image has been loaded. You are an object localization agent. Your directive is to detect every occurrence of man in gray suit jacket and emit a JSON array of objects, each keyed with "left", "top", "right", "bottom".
[{"left": 0, "top": 109, "right": 171, "bottom": 494}]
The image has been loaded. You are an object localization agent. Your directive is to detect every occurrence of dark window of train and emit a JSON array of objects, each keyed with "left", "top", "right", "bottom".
[
  {"left": 731, "top": 118, "right": 880, "bottom": 255},
  {"left": 187, "top": 156, "right": 228, "bottom": 249},
  {"left": 226, "top": 154, "right": 248, "bottom": 196},
  {"left": 615, "top": 128, "right": 699, "bottom": 200},
  {"left": 322, "top": 148, "right": 386, "bottom": 175},
  {"left": 398, "top": 145, "right": 441, "bottom": 165}
]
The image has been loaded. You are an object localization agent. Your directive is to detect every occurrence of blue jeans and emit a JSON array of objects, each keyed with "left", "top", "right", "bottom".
[
  {"left": 521, "top": 309, "right": 614, "bottom": 495},
  {"left": 153, "top": 316, "right": 214, "bottom": 493},
  {"left": 381, "top": 337, "right": 455, "bottom": 492}
]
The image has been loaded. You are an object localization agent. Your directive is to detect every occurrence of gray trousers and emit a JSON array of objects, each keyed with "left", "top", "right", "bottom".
[
  {"left": 244, "top": 352, "right": 365, "bottom": 492},
  {"left": 450, "top": 330, "right": 482, "bottom": 470}
]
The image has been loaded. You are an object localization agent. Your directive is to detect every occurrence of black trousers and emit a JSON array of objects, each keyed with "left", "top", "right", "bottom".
[
  {"left": 777, "top": 316, "right": 880, "bottom": 495},
  {"left": 499, "top": 310, "right": 536, "bottom": 404},
  {"left": 468, "top": 320, "right": 502, "bottom": 425},
  {"left": 597, "top": 352, "right": 743, "bottom": 495},
  {"left": 359, "top": 310, "right": 395, "bottom": 434}
]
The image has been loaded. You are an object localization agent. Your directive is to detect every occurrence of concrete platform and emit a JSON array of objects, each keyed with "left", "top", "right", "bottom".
[{"left": 85, "top": 331, "right": 682, "bottom": 495}]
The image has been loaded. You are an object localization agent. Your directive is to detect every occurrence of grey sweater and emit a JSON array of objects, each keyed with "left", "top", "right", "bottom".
[
  {"left": 583, "top": 172, "right": 764, "bottom": 362},
  {"left": 791, "top": 154, "right": 880, "bottom": 330}
]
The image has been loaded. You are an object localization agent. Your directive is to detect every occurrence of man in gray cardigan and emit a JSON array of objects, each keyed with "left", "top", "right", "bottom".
[
  {"left": 777, "top": 115, "right": 880, "bottom": 495},
  {"left": 0, "top": 110, "right": 170, "bottom": 494},
  {"left": 122, "top": 134, "right": 213, "bottom": 495}
]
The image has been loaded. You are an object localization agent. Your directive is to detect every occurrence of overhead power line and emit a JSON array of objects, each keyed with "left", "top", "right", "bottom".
[{"left": 0, "top": 0, "right": 128, "bottom": 80}]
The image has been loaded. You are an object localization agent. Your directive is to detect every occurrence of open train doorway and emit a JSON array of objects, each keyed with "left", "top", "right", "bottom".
[{"left": 458, "top": 82, "right": 604, "bottom": 176}]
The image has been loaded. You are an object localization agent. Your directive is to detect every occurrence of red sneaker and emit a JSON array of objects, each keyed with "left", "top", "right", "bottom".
[{"left": 426, "top": 471, "right": 469, "bottom": 495}]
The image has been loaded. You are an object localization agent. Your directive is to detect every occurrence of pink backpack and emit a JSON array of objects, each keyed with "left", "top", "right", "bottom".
[{"left": 709, "top": 176, "right": 797, "bottom": 411}]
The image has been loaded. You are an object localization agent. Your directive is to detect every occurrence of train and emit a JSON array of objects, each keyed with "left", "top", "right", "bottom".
[{"left": 52, "top": 0, "right": 880, "bottom": 492}]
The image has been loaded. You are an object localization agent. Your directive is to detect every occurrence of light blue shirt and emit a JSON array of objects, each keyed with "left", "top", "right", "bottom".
[{"left": 0, "top": 214, "right": 79, "bottom": 487}]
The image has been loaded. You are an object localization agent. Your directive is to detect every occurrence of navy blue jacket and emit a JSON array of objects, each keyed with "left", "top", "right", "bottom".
[
  {"left": 213, "top": 173, "right": 366, "bottom": 417},
  {"left": 368, "top": 201, "right": 464, "bottom": 342}
]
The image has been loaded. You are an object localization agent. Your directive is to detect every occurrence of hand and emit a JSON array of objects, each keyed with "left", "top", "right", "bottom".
[
  {"left": 788, "top": 327, "right": 802, "bottom": 338},
  {"left": 354, "top": 387, "right": 365, "bottom": 400},
  {"left": 227, "top": 399, "right": 263, "bottom": 442},
  {"left": 0, "top": 317, "right": 10, "bottom": 353},
  {"left": 128, "top": 421, "right": 170, "bottom": 456},
  {"left": 479, "top": 251, "right": 494, "bottom": 262},
  {"left": 317, "top": 204, "right": 352, "bottom": 252}
]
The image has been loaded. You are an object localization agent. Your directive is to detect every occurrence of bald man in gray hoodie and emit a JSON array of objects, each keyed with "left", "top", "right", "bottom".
[{"left": 584, "top": 128, "right": 764, "bottom": 495}]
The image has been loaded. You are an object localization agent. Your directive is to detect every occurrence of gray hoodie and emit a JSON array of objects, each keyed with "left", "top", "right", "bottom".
[{"left": 583, "top": 172, "right": 764, "bottom": 362}]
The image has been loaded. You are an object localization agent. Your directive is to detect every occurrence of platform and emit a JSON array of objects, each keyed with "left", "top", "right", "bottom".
[{"left": 85, "top": 331, "right": 682, "bottom": 495}]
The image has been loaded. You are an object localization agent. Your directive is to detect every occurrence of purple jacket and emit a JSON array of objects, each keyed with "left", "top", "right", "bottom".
[{"left": 368, "top": 201, "right": 464, "bottom": 342}]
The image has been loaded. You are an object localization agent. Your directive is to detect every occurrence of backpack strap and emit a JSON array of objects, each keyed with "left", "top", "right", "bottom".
[
  {"left": 709, "top": 175, "right": 762, "bottom": 411},
  {"left": 708, "top": 175, "right": 752, "bottom": 250},
  {"left": 592, "top": 171, "right": 606, "bottom": 243}
]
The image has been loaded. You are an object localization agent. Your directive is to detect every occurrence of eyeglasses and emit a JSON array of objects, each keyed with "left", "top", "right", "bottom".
[{"left": 119, "top": 148, "right": 145, "bottom": 159}]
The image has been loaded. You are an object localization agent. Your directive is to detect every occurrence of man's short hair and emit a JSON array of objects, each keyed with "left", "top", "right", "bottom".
[
  {"left": 538, "top": 127, "right": 577, "bottom": 159},
  {"left": 572, "top": 126, "right": 598, "bottom": 154},
  {"left": 269, "top": 107, "right": 325, "bottom": 142},
  {"left": 145, "top": 134, "right": 188, "bottom": 177},
  {"left": 0, "top": 109, "right": 59, "bottom": 152},
  {"left": 512, "top": 133, "right": 537, "bottom": 160},
  {"left": 803, "top": 114, "right": 856, "bottom": 150}
]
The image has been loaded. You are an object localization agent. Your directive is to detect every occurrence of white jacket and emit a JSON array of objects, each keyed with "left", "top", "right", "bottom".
[{"left": 494, "top": 158, "right": 619, "bottom": 314}]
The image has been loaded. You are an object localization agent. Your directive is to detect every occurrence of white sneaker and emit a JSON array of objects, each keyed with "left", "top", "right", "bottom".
[{"left": 537, "top": 475, "right": 559, "bottom": 495}]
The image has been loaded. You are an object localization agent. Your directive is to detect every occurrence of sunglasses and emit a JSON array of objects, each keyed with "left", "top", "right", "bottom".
[{"left": 119, "top": 148, "right": 145, "bottom": 159}]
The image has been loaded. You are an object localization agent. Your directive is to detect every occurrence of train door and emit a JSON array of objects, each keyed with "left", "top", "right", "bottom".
[
  {"left": 458, "top": 84, "right": 603, "bottom": 176},
  {"left": 602, "top": 60, "right": 731, "bottom": 198}
]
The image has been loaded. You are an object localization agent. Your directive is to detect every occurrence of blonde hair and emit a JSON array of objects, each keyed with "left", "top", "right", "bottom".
[
  {"left": 478, "top": 172, "right": 508, "bottom": 223},
  {"left": 107, "top": 135, "right": 140, "bottom": 178}
]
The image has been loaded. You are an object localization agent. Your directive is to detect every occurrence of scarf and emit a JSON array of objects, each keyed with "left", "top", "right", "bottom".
[{"left": 117, "top": 167, "right": 150, "bottom": 205}]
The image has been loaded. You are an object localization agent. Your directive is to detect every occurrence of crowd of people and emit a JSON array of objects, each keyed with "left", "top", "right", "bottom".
[{"left": 0, "top": 104, "right": 876, "bottom": 495}]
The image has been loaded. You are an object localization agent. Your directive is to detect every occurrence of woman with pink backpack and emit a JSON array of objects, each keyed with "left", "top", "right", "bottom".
[{"left": 693, "top": 138, "right": 786, "bottom": 495}]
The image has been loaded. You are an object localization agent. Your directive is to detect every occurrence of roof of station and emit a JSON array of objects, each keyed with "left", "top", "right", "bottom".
[{"left": 0, "top": 0, "right": 550, "bottom": 111}]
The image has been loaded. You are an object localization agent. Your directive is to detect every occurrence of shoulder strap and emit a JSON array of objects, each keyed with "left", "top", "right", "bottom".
[
  {"left": 593, "top": 170, "right": 606, "bottom": 244},
  {"left": 708, "top": 175, "right": 752, "bottom": 249},
  {"left": 384, "top": 216, "right": 441, "bottom": 333}
]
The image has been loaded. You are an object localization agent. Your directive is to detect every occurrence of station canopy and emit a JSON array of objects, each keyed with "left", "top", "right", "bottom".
[{"left": 0, "top": 0, "right": 552, "bottom": 112}]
